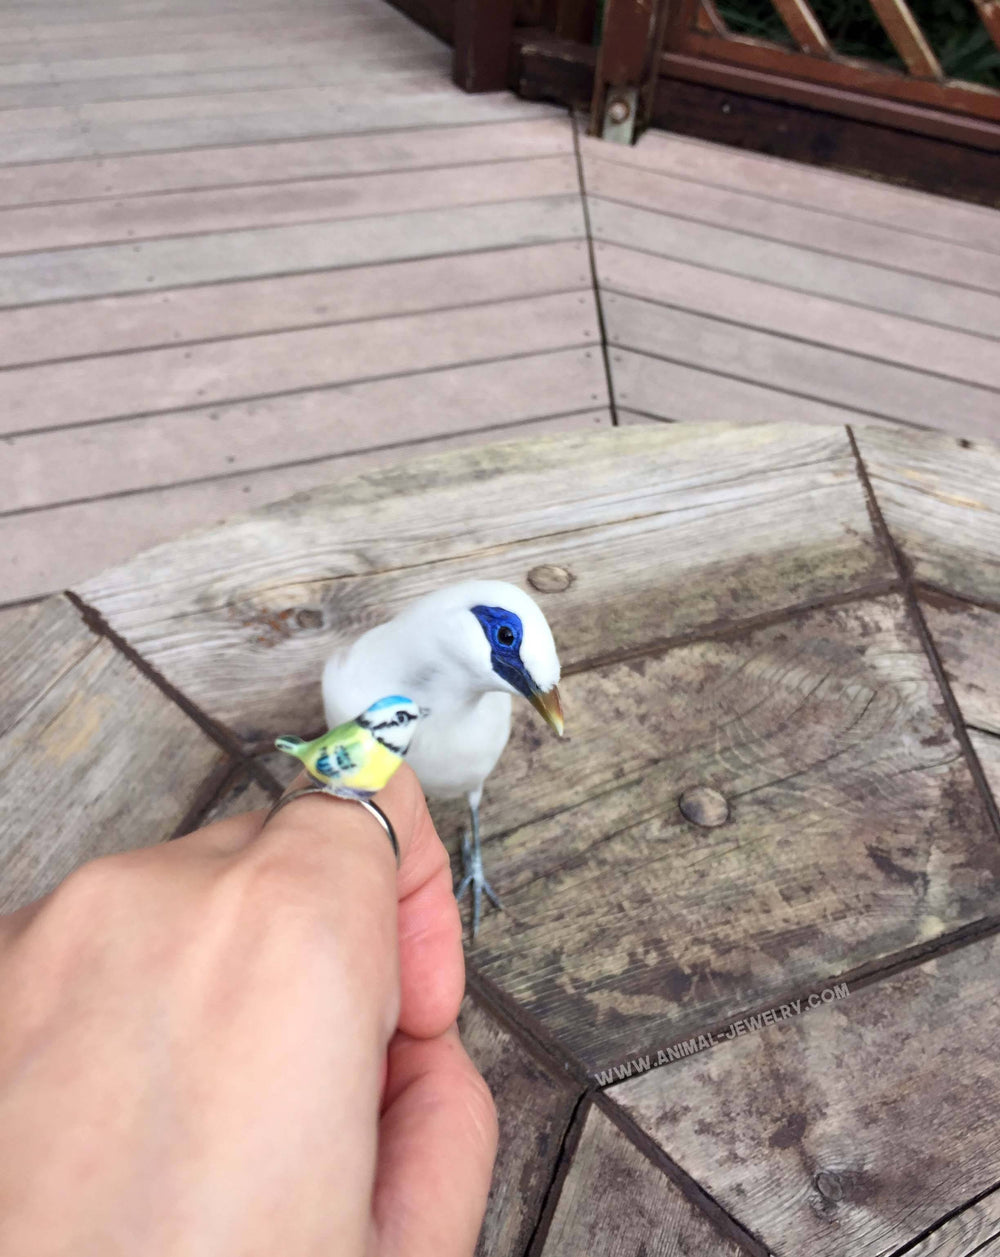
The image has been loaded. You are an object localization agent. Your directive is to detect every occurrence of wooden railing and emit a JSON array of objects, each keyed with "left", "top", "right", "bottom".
[
  {"left": 659, "top": 0, "right": 1000, "bottom": 147},
  {"left": 387, "top": 0, "right": 1000, "bottom": 198}
]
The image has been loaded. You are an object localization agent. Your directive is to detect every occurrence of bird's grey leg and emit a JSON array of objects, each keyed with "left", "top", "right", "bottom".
[{"left": 455, "top": 791, "right": 502, "bottom": 938}]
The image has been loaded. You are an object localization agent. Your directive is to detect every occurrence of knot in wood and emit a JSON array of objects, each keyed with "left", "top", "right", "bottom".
[
  {"left": 527, "top": 564, "right": 574, "bottom": 593},
  {"left": 294, "top": 608, "right": 323, "bottom": 631},
  {"left": 814, "top": 1170, "right": 845, "bottom": 1202},
  {"left": 678, "top": 786, "right": 730, "bottom": 828}
]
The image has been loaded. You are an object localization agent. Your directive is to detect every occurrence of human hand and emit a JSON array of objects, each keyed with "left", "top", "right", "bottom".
[{"left": 0, "top": 764, "right": 497, "bottom": 1257}]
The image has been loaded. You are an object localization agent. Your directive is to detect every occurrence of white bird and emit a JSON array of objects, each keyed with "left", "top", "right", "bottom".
[{"left": 322, "top": 580, "right": 564, "bottom": 935}]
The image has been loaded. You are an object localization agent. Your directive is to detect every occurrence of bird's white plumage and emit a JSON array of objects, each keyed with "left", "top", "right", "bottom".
[{"left": 322, "top": 580, "right": 560, "bottom": 800}]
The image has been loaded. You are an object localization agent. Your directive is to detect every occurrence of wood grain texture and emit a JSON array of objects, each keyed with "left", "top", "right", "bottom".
[
  {"left": 971, "top": 730, "right": 1000, "bottom": 800},
  {"left": 588, "top": 197, "right": 1000, "bottom": 338},
  {"left": 75, "top": 424, "right": 890, "bottom": 742},
  {"left": 0, "top": 39, "right": 446, "bottom": 113},
  {"left": 0, "top": 90, "right": 549, "bottom": 164},
  {"left": 464, "top": 594, "right": 1000, "bottom": 1072},
  {"left": 458, "top": 995, "right": 580, "bottom": 1257},
  {"left": 0, "top": 156, "right": 579, "bottom": 256},
  {"left": 855, "top": 426, "right": 1000, "bottom": 605},
  {"left": 596, "top": 242, "right": 1000, "bottom": 392},
  {"left": 2, "top": 412, "right": 611, "bottom": 605},
  {"left": 0, "top": 197, "right": 585, "bottom": 307},
  {"left": 0, "top": 118, "right": 571, "bottom": 209},
  {"left": 197, "top": 768, "right": 275, "bottom": 827},
  {"left": 0, "top": 290, "right": 599, "bottom": 434},
  {"left": 0, "top": 32, "right": 441, "bottom": 93},
  {"left": 903, "top": 1180, "right": 1000, "bottom": 1256},
  {"left": 539, "top": 1105, "right": 746, "bottom": 1256},
  {"left": 613, "top": 932, "right": 1000, "bottom": 1257},
  {"left": 604, "top": 292, "right": 1000, "bottom": 436},
  {"left": 5, "top": 349, "right": 606, "bottom": 510},
  {"left": 584, "top": 153, "right": 1000, "bottom": 292},
  {"left": 921, "top": 595, "right": 1000, "bottom": 735},
  {"left": 609, "top": 348, "right": 881, "bottom": 428},
  {"left": 0, "top": 595, "right": 225, "bottom": 912},
  {"left": 579, "top": 130, "right": 1000, "bottom": 251},
  {"left": 0, "top": 242, "right": 591, "bottom": 369}
]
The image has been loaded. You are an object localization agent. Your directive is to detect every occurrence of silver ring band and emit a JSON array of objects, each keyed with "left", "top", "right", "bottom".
[{"left": 264, "top": 786, "right": 400, "bottom": 866}]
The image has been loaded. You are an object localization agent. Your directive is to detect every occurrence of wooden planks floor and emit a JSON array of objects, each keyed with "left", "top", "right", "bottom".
[{"left": 1, "top": 0, "right": 999, "bottom": 610}]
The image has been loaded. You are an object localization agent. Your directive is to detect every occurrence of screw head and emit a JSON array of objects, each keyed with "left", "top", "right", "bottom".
[
  {"left": 608, "top": 97, "right": 631, "bottom": 124},
  {"left": 678, "top": 786, "right": 730, "bottom": 828},
  {"left": 527, "top": 564, "right": 574, "bottom": 593}
]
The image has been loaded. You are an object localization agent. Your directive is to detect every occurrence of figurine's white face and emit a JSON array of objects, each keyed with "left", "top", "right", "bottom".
[{"left": 357, "top": 695, "right": 421, "bottom": 756}]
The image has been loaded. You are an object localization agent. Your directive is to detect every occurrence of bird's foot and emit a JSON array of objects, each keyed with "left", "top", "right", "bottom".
[{"left": 456, "top": 833, "right": 502, "bottom": 939}]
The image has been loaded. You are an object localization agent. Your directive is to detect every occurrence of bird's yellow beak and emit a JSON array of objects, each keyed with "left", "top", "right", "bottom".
[{"left": 529, "top": 685, "right": 564, "bottom": 737}]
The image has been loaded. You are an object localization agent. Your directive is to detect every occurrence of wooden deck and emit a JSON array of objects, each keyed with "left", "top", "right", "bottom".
[
  {"left": 4, "top": 418, "right": 1000, "bottom": 1257},
  {"left": 2, "top": 0, "right": 999, "bottom": 607}
]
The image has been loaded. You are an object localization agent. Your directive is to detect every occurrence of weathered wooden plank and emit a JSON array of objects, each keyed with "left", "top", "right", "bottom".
[
  {"left": 903, "top": 1179, "right": 1000, "bottom": 1257},
  {"left": 0, "top": 291, "right": 599, "bottom": 435},
  {"left": 609, "top": 348, "right": 878, "bottom": 427},
  {"left": 0, "top": 12, "right": 411, "bottom": 64},
  {"left": 0, "top": 156, "right": 578, "bottom": 258},
  {"left": 0, "top": 4, "right": 383, "bottom": 46},
  {"left": 581, "top": 130, "right": 1000, "bottom": 252},
  {"left": 539, "top": 1105, "right": 745, "bottom": 1256},
  {"left": 0, "top": 69, "right": 520, "bottom": 143},
  {"left": 854, "top": 426, "right": 1000, "bottom": 605},
  {"left": 0, "top": 595, "right": 225, "bottom": 913},
  {"left": 458, "top": 996, "right": 579, "bottom": 1257},
  {"left": 605, "top": 294, "right": 998, "bottom": 437},
  {"left": 613, "top": 932, "right": 1000, "bottom": 1256},
  {"left": 585, "top": 154, "right": 1000, "bottom": 293},
  {"left": 0, "top": 32, "right": 440, "bottom": 90},
  {"left": 5, "top": 349, "right": 606, "bottom": 510},
  {"left": 0, "top": 242, "right": 591, "bottom": 369},
  {"left": 0, "top": 197, "right": 585, "bottom": 307},
  {"left": 74, "top": 424, "right": 889, "bottom": 741},
  {"left": 466, "top": 594, "right": 1000, "bottom": 1071},
  {"left": 589, "top": 198, "right": 1000, "bottom": 338},
  {"left": 921, "top": 595, "right": 1000, "bottom": 735},
  {"left": 972, "top": 730, "right": 1000, "bottom": 801},
  {"left": 0, "top": 43, "right": 446, "bottom": 112},
  {"left": 0, "top": 595, "right": 96, "bottom": 735},
  {"left": 0, "top": 92, "right": 552, "bottom": 164},
  {"left": 197, "top": 767, "right": 275, "bottom": 827},
  {"left": 0, "top": 118, "right": 571, "bottom": 208},
  {"left": 597, "top": 242, "right": 1000, "bottom": 392},
  {"left": 1, "top": 412, "right": 611, "bottom": 605}
]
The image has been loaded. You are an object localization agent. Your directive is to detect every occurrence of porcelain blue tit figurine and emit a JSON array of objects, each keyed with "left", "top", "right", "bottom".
[
  {"left": 321, "top": 581, "right": 564, "bottom": 936},
  {"left": 274, "top": 696, "right": 420, "bottom": 799}
]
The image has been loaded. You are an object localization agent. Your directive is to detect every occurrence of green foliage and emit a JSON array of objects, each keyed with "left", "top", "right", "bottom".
[{"left": 717, "top": 0, "right": 1000, "bottom": 87}]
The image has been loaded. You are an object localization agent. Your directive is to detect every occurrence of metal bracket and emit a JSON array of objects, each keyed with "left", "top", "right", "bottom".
[{"left": 601, "top": 86, "right": 638, "bottom": 144}]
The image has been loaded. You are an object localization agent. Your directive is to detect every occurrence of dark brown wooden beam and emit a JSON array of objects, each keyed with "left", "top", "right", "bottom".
[
  {"left": 453, "top": 0, "right": 517, "bottom": 91},
  {"left": 651, "top": 75, "right": 1000, "bottom": 208},
  {"left": 511, "top": 28, "right": 596, "bottom": 108}
]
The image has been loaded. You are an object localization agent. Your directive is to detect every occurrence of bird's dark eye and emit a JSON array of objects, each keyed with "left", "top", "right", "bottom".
[{"left": 497, "top": 625, "right": 516, "bottom": 647}]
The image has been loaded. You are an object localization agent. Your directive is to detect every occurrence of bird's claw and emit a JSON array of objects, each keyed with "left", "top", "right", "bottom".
[{"left": 456, "top": 833, "right": 502, "bottom": 938}]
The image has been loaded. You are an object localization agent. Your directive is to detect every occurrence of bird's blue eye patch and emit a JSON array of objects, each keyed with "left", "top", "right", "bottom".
[{"left": 471, "top": 605, "right": 534, "bottom": 699}]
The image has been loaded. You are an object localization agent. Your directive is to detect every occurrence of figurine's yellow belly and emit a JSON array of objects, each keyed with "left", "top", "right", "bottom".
[{"left": 309, "top": 732, "right": 401, "bottom": 798}]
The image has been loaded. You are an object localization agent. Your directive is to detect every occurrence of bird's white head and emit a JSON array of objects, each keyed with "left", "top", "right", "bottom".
[
  {"left": 399, "top": 580, "right": 564, "bottom": 735},
  {"left": 356, "top": 695, "right": 421, "bottom": 756}
]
